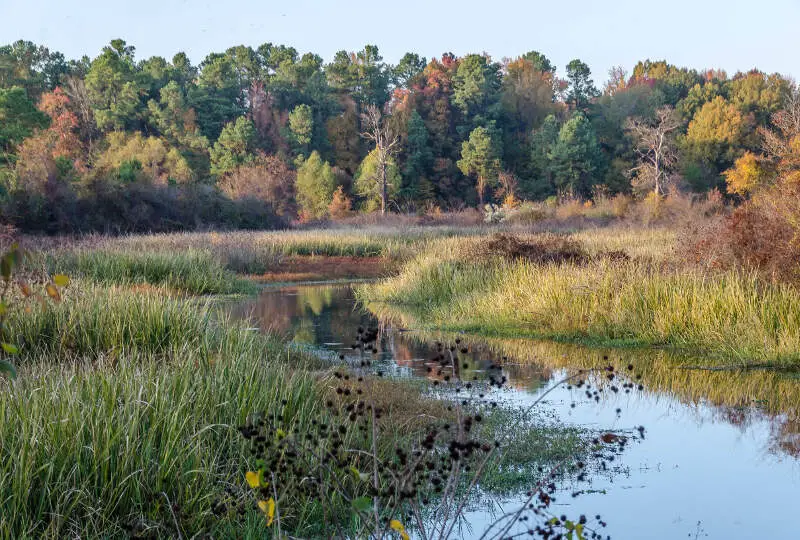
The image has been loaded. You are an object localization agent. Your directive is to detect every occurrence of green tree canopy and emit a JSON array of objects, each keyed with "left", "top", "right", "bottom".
[
  {"left": 354, "top": 148, "right": 401, "bottom": 212},
  {"left": 565, "top": 59, "right": 598, "bottom": 109},
  {"left": 295, "top": 150, "right": 337, "bottom": 219},
  {"left": 457, "top": 126, "right": 501, "bottom": 206},
  {"left": 0, "top": 86, "right": 50, "bottom": 163},
  {"left": 209, "top": 116, "right": 257, "bottom": 177},
  {"left": 288, "top": 104, "right": 313, "bottom": 155},
  {"left": 551, "top": 112, "right": 603, "bottom": 197}
]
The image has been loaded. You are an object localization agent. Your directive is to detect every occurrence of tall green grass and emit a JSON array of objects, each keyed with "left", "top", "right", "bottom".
[
  {"left": 0, "top": 352, "right": 324, "bottom": 538},
  {"left": 40, "top": 249, "right": 254, "bottom": 295},
  {"left": 5, "top": 283, "right": 266, "bottom": 361},
  {"left": 60, "top": 227, "right": 492, "bottom": 274},
  {"left": 0, "top": 283, "right": 333, "bottom": 537},
  {"left": 361, "top": 248, "right": 800, "bottom": 365}
]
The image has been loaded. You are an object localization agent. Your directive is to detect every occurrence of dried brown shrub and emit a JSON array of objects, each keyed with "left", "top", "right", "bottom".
[
  {"left": 471, "top": 233, "right": 590, "bottom": 265},
  {"left": 218, "top": 154, "right": 296, "bottom": 217},
  {"left": 327, "top": 186, "right": 354, "bottom": 220},
  {"left": 684, "top": 181, "right": 800, "bottom": 282}
]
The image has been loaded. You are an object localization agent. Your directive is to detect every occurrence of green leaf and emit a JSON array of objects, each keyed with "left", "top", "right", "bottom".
[
  {"left": 351, "top": 496, "right": 372, "bottom": 513},
  {"left": 0, "top": 360, "right": 16, "bottom": 379},
  {"left": 1, "top": 342, "right": 19, "bottom": 355}
]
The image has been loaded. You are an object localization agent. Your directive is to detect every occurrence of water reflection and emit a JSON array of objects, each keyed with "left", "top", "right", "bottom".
[{"left": 232, "top": 282, "right": 800, "bottom": 539}]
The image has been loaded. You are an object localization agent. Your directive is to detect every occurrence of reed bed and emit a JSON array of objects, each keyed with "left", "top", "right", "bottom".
[
  {"left": 360, "top": 241, "right": 800, "bottom": 365},
  {"left": 70, "top": 227, "right": 491, "bottom": 273},
  {"left": 38, "top": 249, "right": 254, "bottom": 295}
]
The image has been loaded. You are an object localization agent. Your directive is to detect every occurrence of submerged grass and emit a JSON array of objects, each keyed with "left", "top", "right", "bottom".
[{"left": 360, "top": 239, "right": 800, "bottom": 366}]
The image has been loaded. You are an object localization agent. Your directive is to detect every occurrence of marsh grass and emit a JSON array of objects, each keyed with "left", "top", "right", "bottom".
[
  {"left": 38, "top": 249, "right": 255, "bottom": 295},
  {"left": 4, "top": 283, "right": 264, "bottom": 361},
  {"left": 0, "top": 282, "right": 466, "bottom": 537},
  {"left": 0, "top": 351, "right": 324, "bottom": 538},
  {"left": 361, "top": 243, "right": 800, "bottom": 365},
  {"left": 77, "top": 228, "right": 492, "bottom": 273}
]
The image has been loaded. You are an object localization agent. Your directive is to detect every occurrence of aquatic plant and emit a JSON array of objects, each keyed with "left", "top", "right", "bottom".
[{"left": 236, "top": 327, "right": 644, "bottom": 539}]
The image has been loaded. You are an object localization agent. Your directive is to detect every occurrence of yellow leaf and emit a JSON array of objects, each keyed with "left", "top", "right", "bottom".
[
  {"left": 45, "top": 283, "right": 61, "bottom": 302},
  {"left": 18, "top": 282, "right": 31, "bottom": 297},
  {"left": 258, "top": 498, "right": 275, "bottom": 526},
  {"left": 245, "top": 471, "right": 260, "bottom": 489},
  {"left": 53, "top": 274, "right": 70, "bottom": 287},
  {"left": 390, "top": 519, "right": 409, "bottom": 540}
]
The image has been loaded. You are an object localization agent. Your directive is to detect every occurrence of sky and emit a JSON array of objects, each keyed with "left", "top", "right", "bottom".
[{"left": 2, "top": 0, "right": 799, "bottom": 84}]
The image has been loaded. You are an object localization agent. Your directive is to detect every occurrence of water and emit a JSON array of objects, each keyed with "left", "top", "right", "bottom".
[{"left": 231, "top": 282, "right": 800, "bottom": 539}]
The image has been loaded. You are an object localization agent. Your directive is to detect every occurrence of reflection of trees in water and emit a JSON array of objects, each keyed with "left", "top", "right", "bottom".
[
  {"left": 371, "top": 302, "right": 800, "bottom": 460},
  {"left": 235, "top": 286, "right": 800, "bottom": 460},
  {"left": 237, "top": 284, "right": 376, "bottom": 347},
  {"left": 771, "top": 416, "right": 800, "bottom": 458}
]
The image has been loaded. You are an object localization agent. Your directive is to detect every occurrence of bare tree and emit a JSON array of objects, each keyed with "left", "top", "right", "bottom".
[
  {"left": 625, "top": 106, "right": 682, "bottom": 197},
  {"left": 604, "top": 66, "right": 628, "bottom": 96},
  {"left": 360, "top": 105, "right": 400, "bottom": 215},
  {"left": 761, "top": 84, "right": 800, "bottom": 173},
  {"left": 63, "top": 76, "right": 98, "bottom": 151}
]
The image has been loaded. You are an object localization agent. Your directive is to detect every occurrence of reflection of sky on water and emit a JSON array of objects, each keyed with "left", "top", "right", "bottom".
[{"left": 231, "top": 283, "right": 800, "bottom": 539}]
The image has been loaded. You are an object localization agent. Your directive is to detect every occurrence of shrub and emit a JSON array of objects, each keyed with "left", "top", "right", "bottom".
[
  {"left": 686, "top": 181, "right": 800, "bottom": 282},
  {"left": 218, "top": 154, "right": 296, "bottom": 217},
  {"left": 327, "top": 185, "right": 353, "bottom": 220},
  {"left": 0, "top": 181, "right": 287, "bottom": 234},
  {"left": 469, "top": 233, "right": 589, "bottom": 265}
]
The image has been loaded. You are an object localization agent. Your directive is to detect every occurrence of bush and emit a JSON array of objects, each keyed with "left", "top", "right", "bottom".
[
  {"left": 686, "top": 181, "right": 800, "bottom": 282},
  {"left": 217, "top": 155, "right": 297, "bottom": 217},
  {"left": 0, "top": 180, "right": 288, "bottom": 234}
]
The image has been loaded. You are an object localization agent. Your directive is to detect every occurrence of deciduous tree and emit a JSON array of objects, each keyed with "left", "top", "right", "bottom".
[
  {"left": 360, "top": 104, "right": 400, "bottom": 214},
  {"left": 625, "top": 106, "right": 682, "bottom": 196},
  {"left": 295, "top": 150, "right": 337, "bottom": 220}
]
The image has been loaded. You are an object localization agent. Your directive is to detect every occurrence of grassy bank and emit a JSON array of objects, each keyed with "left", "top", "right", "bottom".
[
  {"left": 37, "top": 249, "right": 255, "bottom": 295},
  {"left": 0, "top": 283, "right": 464, "bottom": 537},
  {"left": 0, "top": 285, "right": 323, "bottom": 537},
  {"left": 359, "top": 236, "right": 800, "bottom": 366},
  {"left": 1, "top": 242, "right": 596, "bottom": 537},
  {"left": 69, "top": 227, "right": 490, "bottom": 274}
]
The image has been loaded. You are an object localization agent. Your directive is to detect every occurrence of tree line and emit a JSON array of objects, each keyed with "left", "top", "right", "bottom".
[{"left": 0, "top": 38, "right": 795, "bottom": 231}]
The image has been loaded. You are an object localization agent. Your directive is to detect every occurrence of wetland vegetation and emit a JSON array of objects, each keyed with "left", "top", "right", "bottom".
[{"left": 2, "top": 24, "right": 800, "bottom": 540}]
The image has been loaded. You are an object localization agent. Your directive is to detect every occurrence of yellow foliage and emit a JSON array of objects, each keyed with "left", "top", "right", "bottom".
[
  {"left": 258, "top": 498, "right": 276, "bottom": 526},
  {"left": 96, "top": 132, "right": 193, "bottom": 184},
  {"left": 390, "top": 519, "right": 410, "bottom": 540},
  {"left": 245, "top": 471, "right": 260, "bottom": 489},
  {"left": 328, "top": 185, "right": 354, "bottom": 220},
  {"left": 502, "top": 193, "right": 521, "bottom": 210},
  {"left": 723, "top": 152, "right": 769, "bottom": 196},
  {"left": 686, "top": 96, "right": 744, "bottom": 147}
]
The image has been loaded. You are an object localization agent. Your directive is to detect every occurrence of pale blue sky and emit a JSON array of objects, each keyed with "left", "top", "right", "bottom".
[{"left": 2, "top": 0, "right": 798, "bottom": 83}]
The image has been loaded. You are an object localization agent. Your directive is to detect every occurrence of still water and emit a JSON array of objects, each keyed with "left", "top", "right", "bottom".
[{"left": 231, "top": 282, "right": 800, "bottom": 539}]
